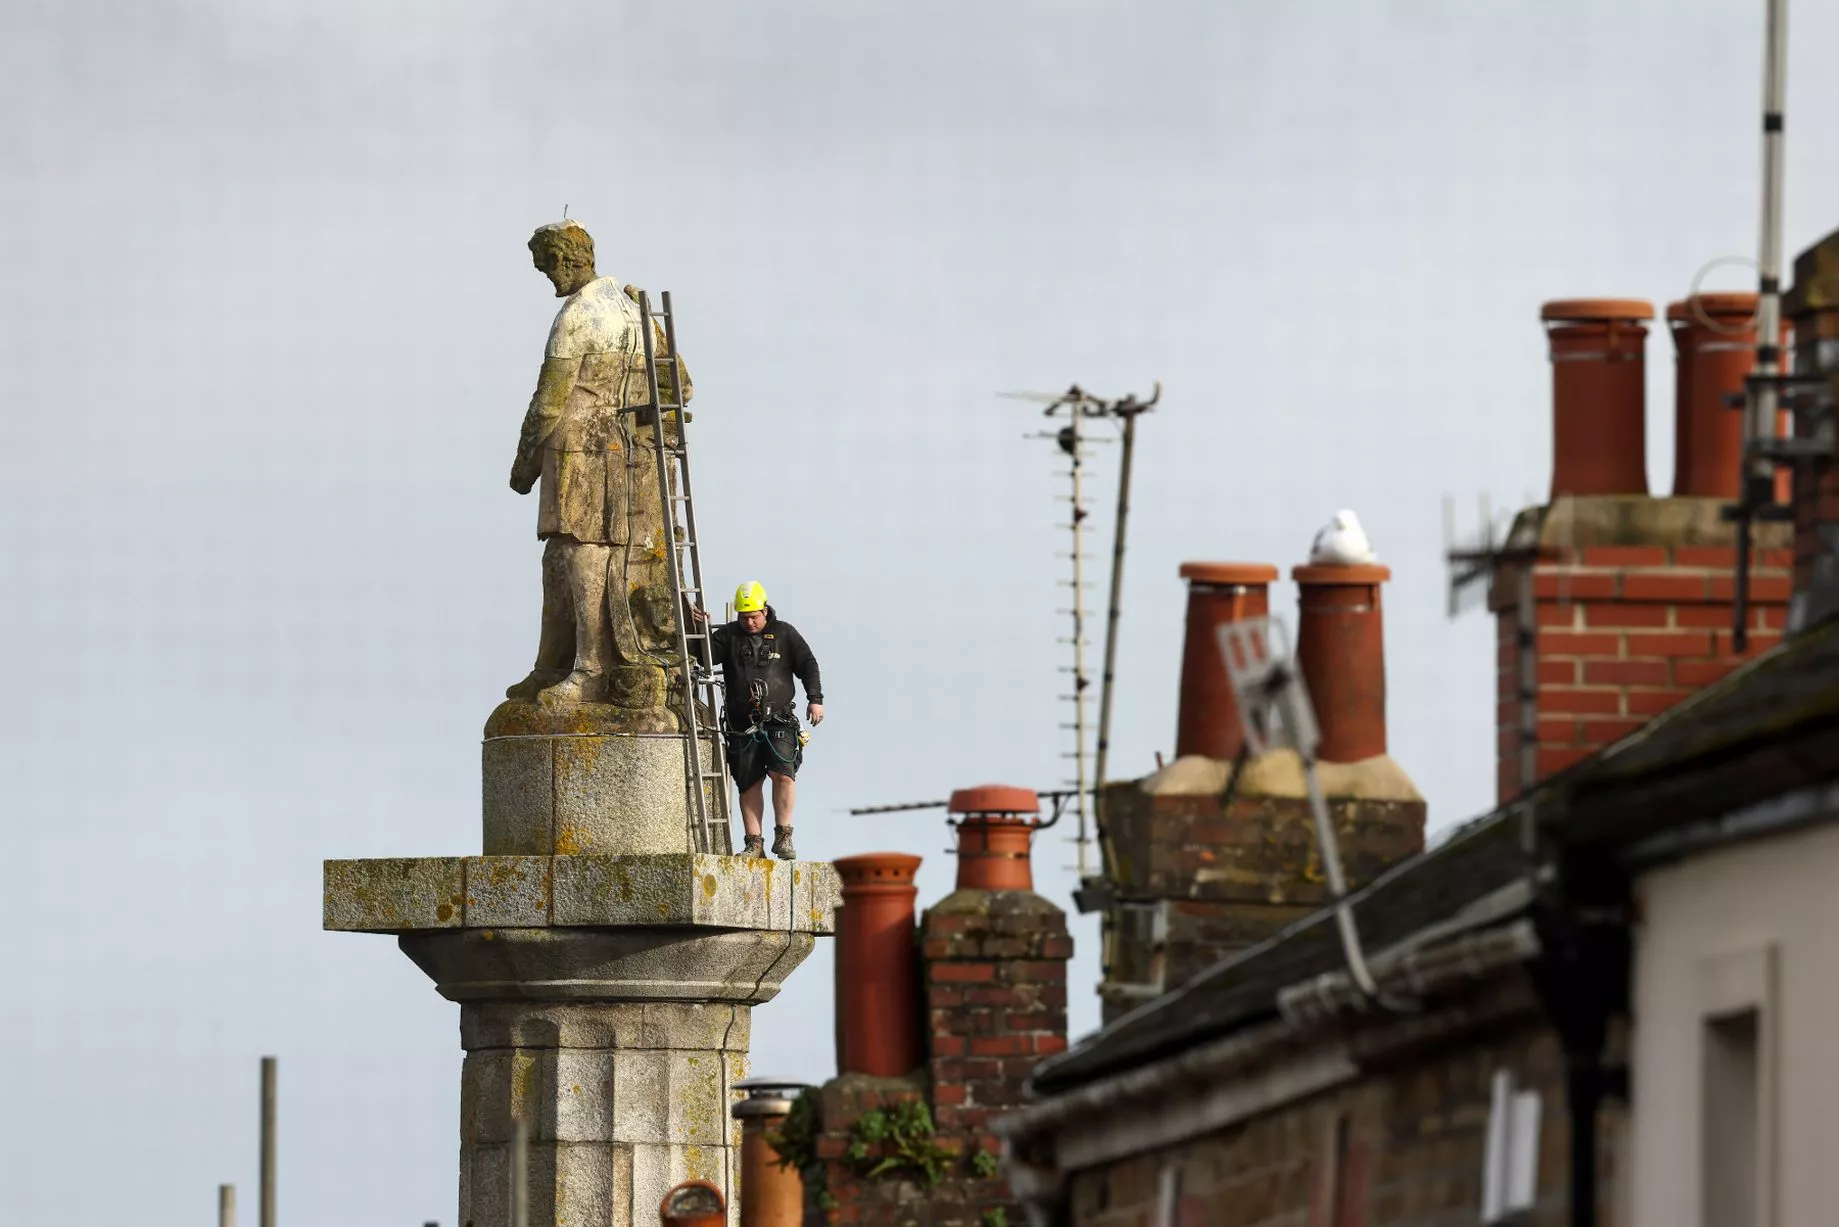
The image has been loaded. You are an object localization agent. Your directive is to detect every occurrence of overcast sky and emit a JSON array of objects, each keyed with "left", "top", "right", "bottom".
[{"left": 4, "top": 1, "right": 1837, "bottom": 1223}]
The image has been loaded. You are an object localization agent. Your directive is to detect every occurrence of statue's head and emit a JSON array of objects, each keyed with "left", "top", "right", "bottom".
[{"left": 528, "top": 221, "right": 596, "bottom": 297}]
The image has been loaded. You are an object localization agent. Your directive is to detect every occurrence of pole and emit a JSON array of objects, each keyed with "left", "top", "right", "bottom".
[
  {"left": 1299, "top": 751, "right": 1382, "bottom": 1001},
  {"left": 1752, "top": 0, "right": 1787, "bottom": 473},
  {"left": 1516, "top": 563, "right": 1538, "bottom": 797},
  {"left": 1092, "top": 406, "right": 1140, "bottom": 879},
  {"left": 259, "top": 1056, "right": 276, "bottom": 1227},
  {"left": 219, "top": 1184, "right": 236, "bottom": 1227},
  {"left": 1737, "top": 0, "right": 1790, "bottom": 652},
  {"left": 511, "top": 1118, "right": 530, "bottom": 1227}
]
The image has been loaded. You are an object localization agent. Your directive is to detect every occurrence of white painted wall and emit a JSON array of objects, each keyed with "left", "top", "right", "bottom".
[{"left": 1629, "top": 816, "right": 1839, "bottom": 1227}]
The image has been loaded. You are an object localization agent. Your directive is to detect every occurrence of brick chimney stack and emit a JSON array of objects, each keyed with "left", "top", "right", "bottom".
[
  {"left": 800, "top": 798, "right": 1070, "bottom": 1226},
  {"left": 1097, "top": 556, "right": 1425, "bottom": 1023},
  {"left": 923, "top": 787, "right": 1070, "bottom": 1140},
  {"left": 1490, "top": 292, "right": 1793, "bottom": 800}
]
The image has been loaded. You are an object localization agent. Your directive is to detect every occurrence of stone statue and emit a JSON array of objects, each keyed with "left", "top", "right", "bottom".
[{"left": 505, "top": 220, "right": 693, "bottom": 719}]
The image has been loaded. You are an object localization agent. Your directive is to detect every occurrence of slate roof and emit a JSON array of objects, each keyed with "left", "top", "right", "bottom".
[
  {"left": 1557, "top": 615, "right": 1839, "bottom": 848},
  {"left": 1029, "top": 806, "right": 1530, "bottom": 1095},
  {"left": 1029, "top": 615, "right": 1839, "bottom": 1098}
]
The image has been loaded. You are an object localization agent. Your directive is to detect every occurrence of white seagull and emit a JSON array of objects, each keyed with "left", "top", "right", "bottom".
[{"left": 1309, "top": 509, "right": 1378, "bottom": 566}]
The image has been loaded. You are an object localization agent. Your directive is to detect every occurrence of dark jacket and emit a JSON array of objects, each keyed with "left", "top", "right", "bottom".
[{"left": 709, "top": 605, "right": 823, "bottom": 726}]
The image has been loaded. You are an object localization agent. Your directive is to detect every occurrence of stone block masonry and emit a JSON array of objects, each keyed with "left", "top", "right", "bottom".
[
  {"left": 457, "top": 1001, "right": 750, "bottom": 1226},
  {"left": 325, "top": 849, "right": 841, "bottom": 1226}
]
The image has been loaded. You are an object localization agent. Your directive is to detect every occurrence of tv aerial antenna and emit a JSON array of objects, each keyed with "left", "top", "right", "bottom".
[
  {"left": 841, "top": 381, "right": 1159, "bottom": 881},
  {"left": 998, "top": 381, "right": 1161, "bottom": 881},
  {"left": 845, "top": 790, "right": 1076, "bottom": 854}
]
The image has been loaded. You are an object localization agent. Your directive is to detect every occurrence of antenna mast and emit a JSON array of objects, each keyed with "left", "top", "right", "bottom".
[
  {"left": 1066, "top": 392, "right": 1093, "bottom": 876},
  {"left": 1090, "top": 384, "right": 1159, "bottom": 889},
  {"left": 1728, "top": 0, "right": 1799, "bottom": 647},
  {"left": 1004, "top": 383, "right": 1160, "bottom": 879}
]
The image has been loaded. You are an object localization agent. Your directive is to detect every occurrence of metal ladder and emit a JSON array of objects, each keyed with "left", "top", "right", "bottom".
[{"left": 635, "top": 290, "right": 734, "bottom": 853}]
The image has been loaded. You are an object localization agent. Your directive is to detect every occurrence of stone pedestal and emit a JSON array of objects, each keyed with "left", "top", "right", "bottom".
[
  {"left": 327, "top": 763, "right": 838, "bottom": 1226},
  {"left": 483, "top": 700, "right": 731, "bottom": 857}
]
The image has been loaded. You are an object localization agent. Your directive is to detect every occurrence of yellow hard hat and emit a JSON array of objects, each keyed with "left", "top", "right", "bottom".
[{"left": 734, "top": 581, "right": 768, "bottom": 614}]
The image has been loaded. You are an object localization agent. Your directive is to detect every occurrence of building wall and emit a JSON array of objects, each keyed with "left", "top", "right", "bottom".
[
  {"left": 1062, "top": 997, "right": 1624, "bottom": 1227},
  {"left": 1628, "top": 816, "right": 1839, "bottom": 1227}
]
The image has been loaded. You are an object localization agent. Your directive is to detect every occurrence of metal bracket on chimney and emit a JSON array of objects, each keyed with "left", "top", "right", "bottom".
[
  {"left": 1215, "top": 616, "right": 1413, "bottom": 1013},
  {"left": 1722, "top": 370, "right": 1833, "bottom": 648}
]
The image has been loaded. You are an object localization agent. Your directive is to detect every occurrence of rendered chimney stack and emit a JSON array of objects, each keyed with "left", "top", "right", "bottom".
[
  {"left": 1292, "top": 563, "right": 1391, "bottom": 763},
  {"left": 948, "top": 785, "right": 1040, "bottom": 892},
  {"left": 831, "top": 853, "right": 923, "bottom": 1078},
  {"left": 731, "top": 1078, "right": 809, "bottom": 1227},
  {"left": 1175, "top": 563, "right": 1280, "bottom": 759},
  {"left": 1542, "top": 298, "right": 1655, "bottom": 498}
]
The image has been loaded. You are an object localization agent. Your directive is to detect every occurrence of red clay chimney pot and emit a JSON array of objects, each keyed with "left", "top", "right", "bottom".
[
  {"left": 1541, "top": 298, "right": 1656, "bottom": 323},
  {"left": 947, "top": 784, "right": 1040, "bottom": 815},
  {"left": 659, "top": 1180, "right": 727, "bottom": 1227},
  {"left": 1676, "top": 292, "right": 1759, "bottom": 499},
  {"left": 832, "top": 853, "right": 923, "bottom": 1077},
  {"left": 1176, "top": 562, "right": 1280, "bottom": 760},
  {"left": 1178, "top": 562, "right": 1283, "bottom": 586},
  {"left": 1541, "top": 297, "right": 1654, "bottom": 499},
  {"left": 1291, "top": 563, "right": 1391, "bottom": 763},
  {"left": 948, "top": 785, "right": 1038, "bottom": 892}
]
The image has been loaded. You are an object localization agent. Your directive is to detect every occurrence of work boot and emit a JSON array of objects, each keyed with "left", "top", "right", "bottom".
[
  {"left": 741, "top": 834, "right": 765, "bottom": 859},
  {"left": 771, "top": 826, "right": 795, "bottom": 861}
]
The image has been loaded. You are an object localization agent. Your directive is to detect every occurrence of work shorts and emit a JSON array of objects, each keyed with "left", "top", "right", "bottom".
[{"left": 725, "top": 717, "right": 804, "bottom": 793}]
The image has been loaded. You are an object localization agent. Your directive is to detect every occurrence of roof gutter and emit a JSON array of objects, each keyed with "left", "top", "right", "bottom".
[
  {"left": 992, "top": 917, "right": 1541, "bottom": 1151},
  {"left": 1277, "top": 901, "right": 1541, "bottom": 1028},
  {"left": 1621, "top": 776, "right": 1839, "bottom": 870}
]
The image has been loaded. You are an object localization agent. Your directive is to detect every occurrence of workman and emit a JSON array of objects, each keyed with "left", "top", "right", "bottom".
[{"left": 700, "top": 582, "right": 824, "bottom": 859}]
